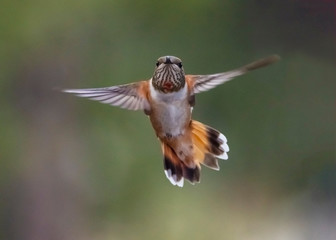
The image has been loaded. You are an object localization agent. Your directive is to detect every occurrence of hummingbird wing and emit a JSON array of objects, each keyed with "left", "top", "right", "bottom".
[
  {"left": 63, "top": 81, "right": 150, "bottom": 111},
  {"left": 186, "top": 55, "right": 280, "bottom": 94}
]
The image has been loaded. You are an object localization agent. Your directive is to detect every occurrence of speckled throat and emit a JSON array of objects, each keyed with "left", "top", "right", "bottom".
[{"left": 152, "top": 64, "right": 185, "bottom": 93}]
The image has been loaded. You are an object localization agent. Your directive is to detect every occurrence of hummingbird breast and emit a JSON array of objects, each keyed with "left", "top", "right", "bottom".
[{"left": 149, "top": 80, "right": 191, "bottom": 138}]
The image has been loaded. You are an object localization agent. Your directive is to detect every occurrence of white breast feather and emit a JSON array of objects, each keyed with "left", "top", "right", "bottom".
[
  {"left": 149, "top": 79, "right": 188, "bottom": 102},
  {"left": 149, "top": 79, "right": 189, "bottom": 136}
]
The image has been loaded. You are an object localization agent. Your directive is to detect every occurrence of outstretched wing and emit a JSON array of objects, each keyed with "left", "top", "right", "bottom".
[
  {"left": 186, "top": 55, "right": 280, "bottom": 94},
  {"left": 63, "top": 81, "right": 150, "bottom": 111}
]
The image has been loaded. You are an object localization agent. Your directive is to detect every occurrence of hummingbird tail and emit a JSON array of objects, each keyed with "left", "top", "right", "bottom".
[
  {"left": 190, "top": 120, "right": 229, "bottom": 170},
  {"left": 161, "top": 141, "right": 200, "bottom": 187},
  {"left": 160, "top": 120, "right": 229, "bottom": 187}
]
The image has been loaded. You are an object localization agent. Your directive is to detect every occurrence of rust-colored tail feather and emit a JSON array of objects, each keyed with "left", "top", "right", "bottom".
[
  {"left": 191, "top": 120, "right": 229, "bottom": 161},
  {"left": 162, "top": 142, "right": 200, "bottom": 187},
  {"left": 161, "top": 120, "right": 229, "bottom": 187}
]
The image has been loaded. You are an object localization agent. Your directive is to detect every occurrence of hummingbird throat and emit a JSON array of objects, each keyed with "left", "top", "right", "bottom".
[
  {"left": 163, "top": 81, "right": 174, "bottom": 92},
  {"left": 152, "top": 78, "right": 185, "bottom": 93}
]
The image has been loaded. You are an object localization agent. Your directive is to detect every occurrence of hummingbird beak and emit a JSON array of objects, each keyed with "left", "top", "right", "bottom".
[{"left": 165, "top": 56, "right": 172, "bottom": 64}]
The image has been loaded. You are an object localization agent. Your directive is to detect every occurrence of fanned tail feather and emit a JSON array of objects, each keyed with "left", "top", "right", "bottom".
[
  {"left": 191, "top": 120, "right": 229, "bottom": 162},
  {"left": 162, "top": 142, "right": 200, "bottom": 187},
  {"left": 161, "top": 120, "right": 229, "bottom": 187}
]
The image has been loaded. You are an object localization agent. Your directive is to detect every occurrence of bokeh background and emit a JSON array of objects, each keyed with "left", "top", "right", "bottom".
[{"left": 1, "top": 0, "right": 335, "bottom": 239}]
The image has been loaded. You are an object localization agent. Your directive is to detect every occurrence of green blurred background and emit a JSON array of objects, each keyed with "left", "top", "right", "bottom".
[{"left": 1, "top": 0, "right": 335, "bottom": 239}]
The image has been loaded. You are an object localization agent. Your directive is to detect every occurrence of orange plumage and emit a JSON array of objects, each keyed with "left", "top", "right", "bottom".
[{"left": 63, "top": 55, "right": 279, "bottom": 187}]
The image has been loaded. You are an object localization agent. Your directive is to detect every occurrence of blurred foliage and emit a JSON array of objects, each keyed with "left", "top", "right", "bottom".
[{"left": 0, "top": 0, "right": 335, "bottom": 240}]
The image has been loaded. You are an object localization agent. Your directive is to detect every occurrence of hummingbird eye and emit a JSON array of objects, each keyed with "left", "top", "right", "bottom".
[
  {"left": 156, "top": 61, "right": 161, "bottom": 67},
  {"left": 176, "top": 62, "right": 183, "bottom": 68}
]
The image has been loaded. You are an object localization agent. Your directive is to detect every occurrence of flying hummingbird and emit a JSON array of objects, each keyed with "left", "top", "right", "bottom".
[{"left": 63, "top": 55, "right": 279, "bottom": 187}]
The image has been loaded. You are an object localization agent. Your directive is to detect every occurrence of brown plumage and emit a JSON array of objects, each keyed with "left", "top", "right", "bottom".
[{"left": 63, "top": 55, "right": 279, "bottom": 187}]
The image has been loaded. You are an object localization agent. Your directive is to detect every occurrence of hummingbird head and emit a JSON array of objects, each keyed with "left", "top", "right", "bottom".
[{"left": 152, "top": 56, "right": 185, "bottom": 93}]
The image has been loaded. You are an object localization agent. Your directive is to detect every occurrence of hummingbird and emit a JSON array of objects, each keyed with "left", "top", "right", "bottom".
[{"left": 63, "top": 55, "right": 279, "bottom": 187}]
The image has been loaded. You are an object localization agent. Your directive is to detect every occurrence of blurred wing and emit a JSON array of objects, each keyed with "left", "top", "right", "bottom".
[
  {"left": 187, "top": 55, "right": 280, "bottom": 94},
  {"left": 63, "top": 81, "right": 150, "bottom": 111}
]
